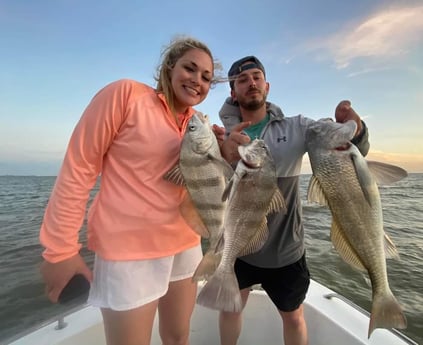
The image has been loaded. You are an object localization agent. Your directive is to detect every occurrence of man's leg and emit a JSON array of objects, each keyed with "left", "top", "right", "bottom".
[
  {"left": 219, "top": 288, "right": 250, "bottom": 345},
  {"left": 279, "top": 304, "right": 308, "bottom": 345}
]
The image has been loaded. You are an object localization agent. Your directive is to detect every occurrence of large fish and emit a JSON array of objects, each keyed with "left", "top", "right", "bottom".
[
  {"left": 165, "top": 112, "right": 233, "bottom": 280},
  {"left": 305, "top": 118, "right": 408, "bottom": 337},
  {"left": 196, "top": 139, "right": 287, "bottom": 312}
]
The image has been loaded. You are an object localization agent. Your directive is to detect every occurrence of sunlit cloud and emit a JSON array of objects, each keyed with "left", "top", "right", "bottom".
[
  {"left": 346, "top": 66, "right": 392, "bottom": 78},
  {"left": 300, "top": 5, "right": 423, "bottom": 71},
  {"left": 328, "top": 5, "right": 423, "bottom": 69}
]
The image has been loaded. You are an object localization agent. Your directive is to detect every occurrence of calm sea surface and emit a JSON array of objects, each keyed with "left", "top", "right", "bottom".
[{"left": 0, "top": 174, "right": 422, "bottom": 344}]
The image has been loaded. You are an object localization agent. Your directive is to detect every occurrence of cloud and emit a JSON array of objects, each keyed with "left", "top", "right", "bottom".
[{"left": 305, "top": 5, "right": 423, "bottom": 70}]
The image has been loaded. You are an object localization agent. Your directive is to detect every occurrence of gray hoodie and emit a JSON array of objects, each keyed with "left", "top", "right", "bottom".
[{"left": 219, "top": 97, "right": 369, "bottom": 268}]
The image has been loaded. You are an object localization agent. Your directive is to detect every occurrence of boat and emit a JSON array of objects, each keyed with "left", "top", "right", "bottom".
[{"left": 4, "top": 279, "right": 417, "bottom": 345}]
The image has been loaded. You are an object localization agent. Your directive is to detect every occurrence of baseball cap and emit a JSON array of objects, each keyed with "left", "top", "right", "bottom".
[{"left": 228, "top": 56, "right": 266, "bottom": 89}]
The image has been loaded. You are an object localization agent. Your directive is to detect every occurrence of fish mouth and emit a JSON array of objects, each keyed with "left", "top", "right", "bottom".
[
  {"left": 335, "top": 142, "right": 352, "bottom": 151},
  {"left": 192, "top": 139, "right": 212, "bottom": 153},
  {"left": 238, "top": 149, "right": 261, "bottom": 168},
  {"left": 241, "top": 158, "right": 261, "bottom": 168}
]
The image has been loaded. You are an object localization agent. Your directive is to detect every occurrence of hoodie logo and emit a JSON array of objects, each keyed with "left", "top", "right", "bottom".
[{"left": 277, "top": 136, "right": 287, "bottom": 142}]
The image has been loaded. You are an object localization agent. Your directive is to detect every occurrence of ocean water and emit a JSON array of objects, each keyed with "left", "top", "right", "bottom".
[{"left": 0, "top": 174, "right": 422, "bottom": 344}]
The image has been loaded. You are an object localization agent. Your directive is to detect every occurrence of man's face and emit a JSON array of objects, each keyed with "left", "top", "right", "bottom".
[{"left": 231, "top": 67, "right": 269, "bottom": 111}]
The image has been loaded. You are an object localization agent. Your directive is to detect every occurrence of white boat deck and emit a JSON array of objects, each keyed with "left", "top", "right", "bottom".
[{"left": 5, "top": 280, "right": 416, "bottom": 345}]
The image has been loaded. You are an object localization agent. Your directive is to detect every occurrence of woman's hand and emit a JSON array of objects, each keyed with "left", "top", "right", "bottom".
[{"left": 40, "top": 253, "right": 92, "bottom": 303}]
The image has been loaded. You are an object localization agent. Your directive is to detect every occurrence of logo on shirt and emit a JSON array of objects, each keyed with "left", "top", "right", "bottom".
[{"left": 277, "top": 136, "right": 287, "bottom": 142}]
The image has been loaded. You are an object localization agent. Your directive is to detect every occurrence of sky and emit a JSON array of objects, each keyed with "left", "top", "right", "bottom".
[{"left": 0, "top": 0, "right": 422, "bottom": 175}]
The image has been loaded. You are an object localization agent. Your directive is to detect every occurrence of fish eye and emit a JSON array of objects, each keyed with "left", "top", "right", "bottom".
[{"left": 189, "top": 125, "right": 196, "bottom": 131}]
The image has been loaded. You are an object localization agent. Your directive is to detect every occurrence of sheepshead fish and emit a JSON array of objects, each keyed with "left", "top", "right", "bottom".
[
  {"left": 306, "top": 118, "right": 408, "bottom": 338},
  {"left": 196, "top": 139, "right": 287, "bottom": 312},
  {"left": 165, "top": 112, "right": 233, "bottom": 280}
]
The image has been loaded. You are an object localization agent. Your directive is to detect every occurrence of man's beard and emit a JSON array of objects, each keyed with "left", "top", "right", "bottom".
[{"left": 238, "top": 93, "right": 267, "bottom": 111}]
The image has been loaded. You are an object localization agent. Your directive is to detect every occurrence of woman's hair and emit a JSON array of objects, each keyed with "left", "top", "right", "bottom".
[{"left": 155, "top": 35, "right": 222, "bottom": 113}]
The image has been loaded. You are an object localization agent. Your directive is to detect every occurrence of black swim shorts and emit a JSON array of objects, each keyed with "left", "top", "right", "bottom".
[{"left": 234, "top": 254, "right": 310, "bottom": 312}]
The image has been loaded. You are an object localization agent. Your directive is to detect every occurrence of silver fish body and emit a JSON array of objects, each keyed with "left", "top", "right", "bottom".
[
  {"left": 196, "top": 139, "right": 286, "bottom": 312},
  {"left": 164, "top": 113, "right": 233, "bottom": 280},
  {"left": 306, "top": 119, "right": 407, "bottom": 337}
]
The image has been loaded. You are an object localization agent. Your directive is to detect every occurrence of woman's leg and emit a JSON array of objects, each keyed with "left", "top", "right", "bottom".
[
  {"left": 158, "top": 277, "right": 198, "bottom": 345},
  {"left": 101, "top": 299, "right": 158, "bottom": 345}
]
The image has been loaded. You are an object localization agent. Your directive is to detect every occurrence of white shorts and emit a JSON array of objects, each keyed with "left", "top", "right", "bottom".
[{"left": 87, "top": 245, "right": 202, "bottom": 311}]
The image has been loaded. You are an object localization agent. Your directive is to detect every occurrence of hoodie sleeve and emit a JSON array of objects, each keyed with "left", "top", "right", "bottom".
[{"left": 351, "top": 121, "right": 370, "bottom": 157}]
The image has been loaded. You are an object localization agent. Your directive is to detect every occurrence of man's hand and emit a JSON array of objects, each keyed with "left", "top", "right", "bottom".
[
  {"left": 212, "top": 124, "right": 226, "bottom": 148},
  {"left": 335, "top": 100, "right": 362, "bottom": 137},
  {"left": 220, "top": 122, "right": 251, "bottom": 163}
]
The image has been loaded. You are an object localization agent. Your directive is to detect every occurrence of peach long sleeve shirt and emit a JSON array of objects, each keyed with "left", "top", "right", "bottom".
[{"left": 40, "top": 79, "right": 200, "bottom": 263}]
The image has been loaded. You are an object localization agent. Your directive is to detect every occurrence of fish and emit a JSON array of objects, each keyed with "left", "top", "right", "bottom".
[
  {"left": 164, "top": 112, "right": 233, "bottom": 280},
  {"left": 305, "top": 118, "right": 408, "bottom": 338},
  {"left": 196, "top": 139, "right": 287, "bottom": 312}
]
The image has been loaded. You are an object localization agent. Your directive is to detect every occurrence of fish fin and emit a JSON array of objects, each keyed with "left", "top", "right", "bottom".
[
  {"left": 367, "top": 161, "right": 408, "bottom": 185},
  {"left": 221, "top": 178, "right": 233, "bottom": 201},
  {"left": 267, "top": 188, "right": 287, "bottom": 215},
  {"left": 331, "top": 220, "right": 366, "bottom": 271},
  {"left": 196, "top": 268, "right": 242, "bottom": 312},
  {"left": 222, "top": 169, "right": 246, "bottom": 202},
  {"left": 215, "top": 231, "right": 225, "bottom": 253},
  {"left": 192, "top": 250, "right": 221, "bottom": 282},
  {"left": 179, "top": 194, "right": 210, "bottom": 238},
  {"left": 307, "top": 175, "right": 329, "bottom": 206},
  {"left": 350, "top": 152, "right": 375, "bottom": 206},
  {"left": 222, "top": 161, "right": 235, "bottom": 181},
  {"left": 384, "top": 232, "right": 400, "bottom": 259},
  {"left": 368, "top": 289, "right": 407, "bottom": 338},
  {"left": 238, "top": 219, "right": 269, "bottom": 257},
  {"left": 206, "top": 153, "right": 234, "bottom": 181},
  {"left": 163, "top": 165, "right": 185, "bottom": 186}
]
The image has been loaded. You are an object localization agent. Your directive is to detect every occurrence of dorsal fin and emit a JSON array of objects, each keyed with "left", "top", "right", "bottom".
[
  {"left": 237, "top": 219, "right": 269, "bottom": 257},
  {"left": 164, "top": 165, "right": 185, "bottom": 186},
  {"left": 307, "top": 175, "right": 329, "bottom": 206},
  {"left": 267, "top": 188, "right": 287, "bottom": 215}
]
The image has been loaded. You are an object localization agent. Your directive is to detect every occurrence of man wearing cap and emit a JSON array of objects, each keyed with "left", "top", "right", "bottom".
[{"left": 217, "top": 56, "right": 369, "bottom": 345}]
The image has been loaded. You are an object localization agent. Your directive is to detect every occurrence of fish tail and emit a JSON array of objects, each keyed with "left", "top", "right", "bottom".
[
  {"left": 192, "top": 251, "right": 220, "bottom": 282},
  {"left": 196, "top": 268, "right": 242, "bottom": 312},
  {"left": 368, "top": 290, "right": 407, "bottom": 338}
]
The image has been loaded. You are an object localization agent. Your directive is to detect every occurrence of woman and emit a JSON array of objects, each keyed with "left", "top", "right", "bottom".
[{"left": 39, "top": 36, "right": 220, "bottom": 345}]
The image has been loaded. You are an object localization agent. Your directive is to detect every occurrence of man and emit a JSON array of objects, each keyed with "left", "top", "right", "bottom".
[{"left": 217, "top": 56, "right": 369, "bottom": 345}]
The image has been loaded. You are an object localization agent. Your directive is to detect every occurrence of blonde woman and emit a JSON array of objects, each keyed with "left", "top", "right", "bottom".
[{"left": 39, "top": 36, "right": 220, "bottom": 345}]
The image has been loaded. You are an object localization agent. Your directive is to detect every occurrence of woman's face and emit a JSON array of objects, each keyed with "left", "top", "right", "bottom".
[{"left": 170, "top": 49, "right": 213, "bottom": 113}]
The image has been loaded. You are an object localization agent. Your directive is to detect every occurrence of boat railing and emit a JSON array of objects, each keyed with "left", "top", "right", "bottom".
[
  {"left": 1, "top": 302, "right": 89, "bottom": 345},
  {"left": 324, "top": 292, "right": 418, "bottom": 345}
]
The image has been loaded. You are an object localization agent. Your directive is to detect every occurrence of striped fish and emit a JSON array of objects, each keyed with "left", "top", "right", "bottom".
[
  {"left": 196, "top": 139, "right": 287, "bottom": 312},
  {"left": 165, "top": 112, "right": 233, "bottom": 280}
]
